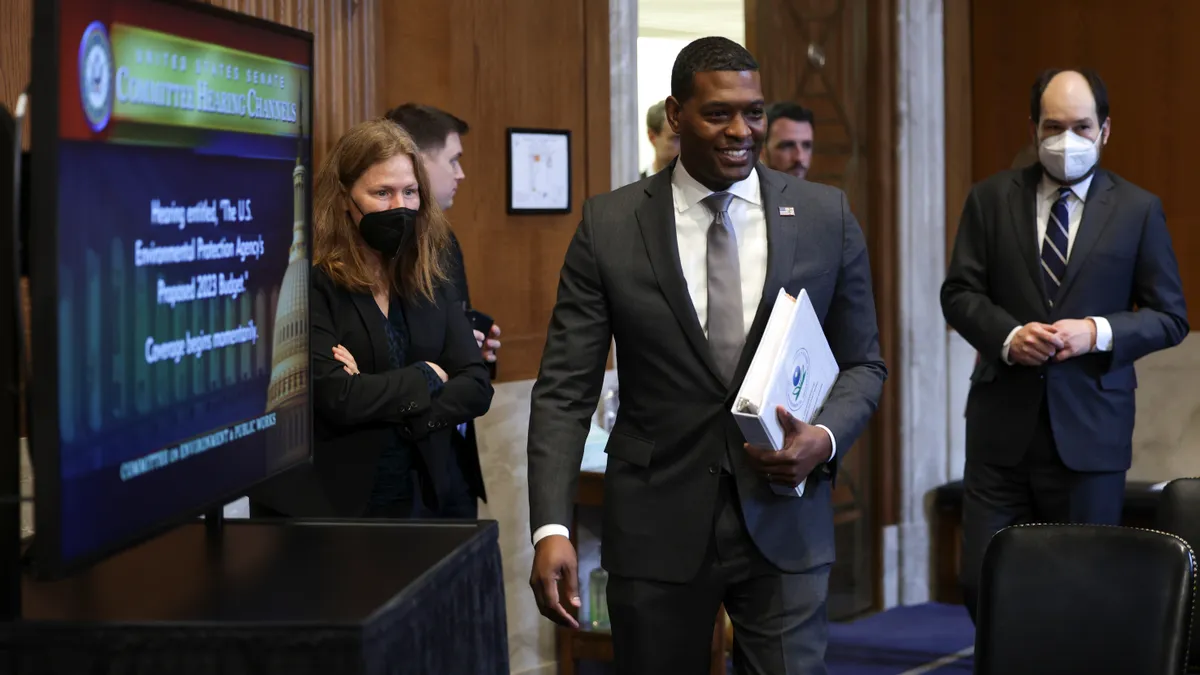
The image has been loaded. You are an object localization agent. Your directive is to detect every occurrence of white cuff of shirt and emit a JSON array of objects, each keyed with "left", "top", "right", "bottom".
[
  {"left": 816, "top": 424, "right": 837, "bottom": 462},
  {"left": 1089, "top": 316, "right": 1113, "bottom": 352},
  {"left": 1001, "top": 325, "right": 1022, "bottom": 365},
  {"left": 532, "top": 524, "right": 570, "bottom": 547}
]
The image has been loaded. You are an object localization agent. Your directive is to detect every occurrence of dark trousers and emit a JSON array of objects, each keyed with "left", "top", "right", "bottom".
[
  {"left": 960, "top": 400, "right": 1125, "bottom": 623},
  {"left": 607, "top": 475, "right": 831, "bottom": 675}
]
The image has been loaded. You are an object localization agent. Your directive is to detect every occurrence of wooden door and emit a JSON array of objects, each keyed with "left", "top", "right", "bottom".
[{"left": 746, "top": 0, "right": 898, "bottom": 619}]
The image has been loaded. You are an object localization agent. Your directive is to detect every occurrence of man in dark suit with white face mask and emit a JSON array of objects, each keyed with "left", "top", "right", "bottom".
[{"left": 942, "top": 68, "right": 1188, "bottom": 623}]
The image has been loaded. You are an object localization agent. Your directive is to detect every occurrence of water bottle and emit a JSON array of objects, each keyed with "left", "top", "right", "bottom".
[
  {"left": 601, "top": 388, "right": 619, "bottom": 431},
  {"left": 588, "top": 566, "right": 610, "bottom": 630}
]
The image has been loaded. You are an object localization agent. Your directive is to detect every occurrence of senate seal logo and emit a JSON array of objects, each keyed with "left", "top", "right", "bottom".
[
  {"left": 78, "top": 21, "right": 114, "bottom": 132},
  {"left": 786, "top": 348, "right": 810, "bottom": 413}
]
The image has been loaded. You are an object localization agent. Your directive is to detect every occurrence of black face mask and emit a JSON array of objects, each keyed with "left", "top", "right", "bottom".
[{"left": 351, "top": 200, "right": 418, "bottom": 258}]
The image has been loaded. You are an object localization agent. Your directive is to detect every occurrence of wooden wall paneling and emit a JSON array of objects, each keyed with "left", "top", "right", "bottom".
[
  {"left": 379, "top": 0, "right": 608, "bottom": 383},
  {"left": 943, "top": 0, "right": 971, "bottom": 264},
  {"left": 584, "top": 0, "right": 612, "bottom": 202},
  {"left": 0, "top": 0, "right": 31, "bottom": 151},
  {"left": 970, "top": 0, "right": 1199, "bottom": 327},
  {"left": 354, "top": 0, "right": 375, "bottom": 124},
  {"left": 583, "top": 0, "right": 617, "bottom": 373},
  {"left": 746, "top": 0, "right": 897, "bottom": 619}
]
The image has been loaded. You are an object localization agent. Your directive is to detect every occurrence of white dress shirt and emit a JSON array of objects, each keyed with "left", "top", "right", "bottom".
[
  {"left": 532, "top": 161, "right": 837, "bottom": 547},
  {"left": 1001, "top": 172, "right": 1113, "bottom": 362},
  {"left": 670, "top": 159, "right": 770, "bottom": 337}
]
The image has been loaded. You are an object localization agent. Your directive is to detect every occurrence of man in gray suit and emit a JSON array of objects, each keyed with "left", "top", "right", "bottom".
[
  {"left": 526, "top": 36, "right": 887, "bottom": 674},
  {"left": 942, "top": 68, "right": 1188, "bottom": 623}
]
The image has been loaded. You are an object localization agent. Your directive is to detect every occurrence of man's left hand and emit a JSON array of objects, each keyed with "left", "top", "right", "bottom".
[
  {"left": 1050, "top": 318, "right": 1096, "bottom": 362},
  {"left": 743, "top": 407, "right": 832, "bottom": 488}
]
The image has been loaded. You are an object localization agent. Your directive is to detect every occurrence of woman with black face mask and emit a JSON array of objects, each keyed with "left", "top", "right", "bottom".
[{"left": 248, "top": 119, "right": 493, "bottom": 519}]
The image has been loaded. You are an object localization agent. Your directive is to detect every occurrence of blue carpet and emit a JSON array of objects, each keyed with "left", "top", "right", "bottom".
[
  {"left": 580, "top": 603, "right": 975, "bottom": 675},
  {"left": 823, "top": 602, "right": 974, "bottom": 674}
]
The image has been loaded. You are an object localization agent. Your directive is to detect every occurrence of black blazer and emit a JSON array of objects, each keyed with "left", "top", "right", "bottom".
[
  {"left": 445, "top": 231, "right": 472, "bottom": 313},
  {"left": 942, "top": 165, "right": 1188, "bottom": 472},
  {"left": 528, "top": 164, "right": 887, "bottom": 583},
  {"left": 250, "top": 265, "right": 493, "bottom": 517},
  {"left": 443, "top": 232, "right": 491, "bottom": 501}
]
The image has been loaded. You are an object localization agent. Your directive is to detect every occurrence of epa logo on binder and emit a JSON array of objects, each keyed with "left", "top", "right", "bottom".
[{"left": 787, "top": 348, "right": 810, "bottom": 413}]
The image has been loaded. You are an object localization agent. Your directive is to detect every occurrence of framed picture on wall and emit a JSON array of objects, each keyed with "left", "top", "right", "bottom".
[{"left": 506, "top": 128, "right": 571, "bottom": 215}]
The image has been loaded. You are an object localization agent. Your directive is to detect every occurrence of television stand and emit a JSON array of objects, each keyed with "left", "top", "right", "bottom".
[
  {"left": 204, "top": 506, "right": 224, "bottom": 557},
  {"left": 0, "top": 93, "right": 27, "bottom": 625},
  {"left": 4, "top": 519, "right": 509, "bottom": 675}
]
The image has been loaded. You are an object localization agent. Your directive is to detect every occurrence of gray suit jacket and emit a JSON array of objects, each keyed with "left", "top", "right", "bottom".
[
  {"left": 942, "top": 165, "right": 1188, "bottom": 472},
  {"left": 527, "top": 163, "right": 887, "bottom": 583}
]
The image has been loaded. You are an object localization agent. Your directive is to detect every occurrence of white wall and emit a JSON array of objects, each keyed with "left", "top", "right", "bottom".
[
  {"left": 635, "top": 0, "right": 745, "bottom": 174},
  {"left": 635, "top": 37, "right": 689, "bottom": 174},
  {"left": 637, "top": 0, "right": 744, "bottom": 44}
]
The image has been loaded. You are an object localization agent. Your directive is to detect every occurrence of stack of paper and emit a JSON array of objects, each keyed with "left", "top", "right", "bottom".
[{"left": 732, "top": 288, "right": 840, "bottom": 497}]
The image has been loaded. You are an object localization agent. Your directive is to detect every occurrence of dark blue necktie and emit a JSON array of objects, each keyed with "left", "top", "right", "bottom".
[{"left": 1040, "top": 187, "right": 1072, "bottom": 305}]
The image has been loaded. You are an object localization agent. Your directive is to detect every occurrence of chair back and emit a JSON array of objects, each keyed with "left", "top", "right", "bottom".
[
  {"left": 975, "top": 523, "right": 1195, "bottom": 675},
  {"left": 1158, "top": 478, "right": 1200, "bottom": 672}
]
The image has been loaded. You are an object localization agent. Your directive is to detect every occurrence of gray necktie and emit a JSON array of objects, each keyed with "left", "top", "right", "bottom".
[{"left": 703, "top": 192, "right": 743, "bottom": 383}]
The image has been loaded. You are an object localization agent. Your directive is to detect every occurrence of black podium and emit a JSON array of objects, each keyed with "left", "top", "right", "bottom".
[{"left": 2, "top": 519, "right": 509, "bottom": 675}]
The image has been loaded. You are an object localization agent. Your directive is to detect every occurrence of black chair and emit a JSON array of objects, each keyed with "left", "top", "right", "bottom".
[
  {"left": 1158, "top": 478, "right": 1200, "bottom": 673},
  {"left": 975, "top": 523, "right": 1195, "bottom": 675}
]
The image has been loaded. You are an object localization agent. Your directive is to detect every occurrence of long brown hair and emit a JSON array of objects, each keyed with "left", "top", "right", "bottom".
[{"left": 313, "top": 119, "right": 450, "bottom": 300}]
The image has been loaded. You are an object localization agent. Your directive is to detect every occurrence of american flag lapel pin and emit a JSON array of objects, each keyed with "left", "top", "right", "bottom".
[{"left": 779, "top": 206, "right": 795, "bottom": 217}]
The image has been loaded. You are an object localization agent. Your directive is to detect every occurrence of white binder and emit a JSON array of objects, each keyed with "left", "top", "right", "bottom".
[{"left": 731, "top": 288, "right": 840, "bottom": 497}]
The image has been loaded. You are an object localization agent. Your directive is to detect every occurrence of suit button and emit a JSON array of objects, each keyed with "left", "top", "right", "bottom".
[
  {"left": 428, "top": 421, "right": 437, "bottom": 428},
  {"left": 708, "top": 464, "right": 719, "bottom": 475}
]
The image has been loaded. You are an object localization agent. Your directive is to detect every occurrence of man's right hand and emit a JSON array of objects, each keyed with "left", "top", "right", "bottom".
[
  {"left": 529, "top": 535, "right": 580, "bottom": 628},
  {"left": 1009, "top": 322, "right": 1065, "bottom": 366}
]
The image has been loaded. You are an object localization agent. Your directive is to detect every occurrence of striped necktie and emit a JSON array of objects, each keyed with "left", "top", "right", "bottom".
[{"left": 1040, "top": 187, "right": 1072, "bottom": 305}]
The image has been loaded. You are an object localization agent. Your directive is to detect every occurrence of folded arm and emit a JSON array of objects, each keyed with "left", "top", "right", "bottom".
[
  {"left": 404, "top": 287, "right": 494, "bottom": 440},
  {"left": 311, "top": 280, "right": 435, "bottom": 427},
  {"left": 528, "top": 203, "right": 613, "bottom": 541}
]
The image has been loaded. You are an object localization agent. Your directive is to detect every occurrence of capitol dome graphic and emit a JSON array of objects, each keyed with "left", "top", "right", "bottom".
[{"left": 263, "top": 155, "right": 311, "bottom": 472}]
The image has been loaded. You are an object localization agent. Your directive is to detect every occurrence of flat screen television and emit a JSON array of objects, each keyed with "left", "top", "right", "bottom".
[{"left": 29, "top": 0, "right": 313, "bottom": 578}]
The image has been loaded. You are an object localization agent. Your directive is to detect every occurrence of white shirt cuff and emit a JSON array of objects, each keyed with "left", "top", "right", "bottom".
[
  {"left": 532, "top": 524, "right": 570, "bottom": 546},
  {"left": 1000, "top": 325, "right": 1021, "bottom": 365},
  {"left": 816, "top": 424, "right": 837, "bottom": 462},
  {"left": 1089, "top": 316, "right": 1113, "bottom": 352}
]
